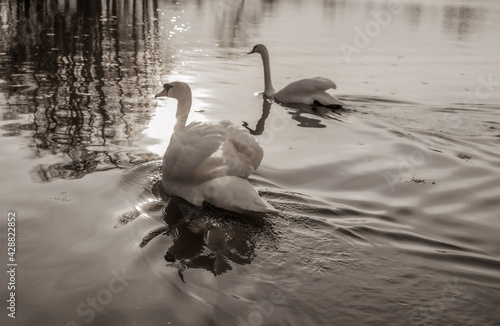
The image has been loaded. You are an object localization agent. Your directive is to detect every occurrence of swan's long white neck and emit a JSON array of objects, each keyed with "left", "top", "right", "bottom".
[
  {"left": 259, "top": 47, "right": 276, "bottom": 96},
  {"left": 173, "top": 92, "right": 192, "bottom": 132}
]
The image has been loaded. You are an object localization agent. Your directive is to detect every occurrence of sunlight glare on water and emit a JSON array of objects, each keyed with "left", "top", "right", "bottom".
[{"left": 144, "top": 95, "right": 208, "bottom": 155}]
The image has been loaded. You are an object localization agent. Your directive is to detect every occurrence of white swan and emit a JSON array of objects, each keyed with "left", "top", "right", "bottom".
[
  {"left": 248, "top": 44, "right": 344, "bottom": 108},
  {"left": 154, "top": 81, "right": 277, "bottom": 214}
]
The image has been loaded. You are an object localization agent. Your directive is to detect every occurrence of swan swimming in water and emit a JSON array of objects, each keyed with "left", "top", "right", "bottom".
[
  {"left": 248, "top": 44, "right": 344, "bottom": 108},
  {"left": 154, "top": 81, "right": 277, "bottom": 214}
]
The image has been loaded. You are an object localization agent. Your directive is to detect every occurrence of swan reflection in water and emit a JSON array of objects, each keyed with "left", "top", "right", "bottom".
[
  {"left": 117, "top": 161, "right": 275, "bottom": 281},
  {"left": 243, "top": 96, "right": 348, "bottom": 135}
]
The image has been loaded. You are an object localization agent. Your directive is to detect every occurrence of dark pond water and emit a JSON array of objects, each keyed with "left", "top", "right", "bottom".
[{"left": 0, "top": 0, "right": 499, "bottom": 325}]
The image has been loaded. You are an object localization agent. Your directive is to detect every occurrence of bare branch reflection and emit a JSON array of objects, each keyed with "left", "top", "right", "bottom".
[{"left": 0, "top": 0, "right": 166, "bottom": 182}]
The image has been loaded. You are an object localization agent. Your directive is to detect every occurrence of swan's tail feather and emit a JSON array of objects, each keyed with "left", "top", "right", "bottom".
[
  {"left": 201, "top": 176, "right": 278, "bottom": 214},
  {"left": 251, "top": 198, "right": 279, "bottom": 214},
  {"left": 313, "top": 92, "right": 344, "bottom": 108}
]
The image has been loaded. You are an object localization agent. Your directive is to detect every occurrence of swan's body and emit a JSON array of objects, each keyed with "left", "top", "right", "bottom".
[
  {"left": 155, "top": 82, "right": 277, "bottom": 214},
  {"left": 248, "top": 44, "right": 343, "bottom": 108}
]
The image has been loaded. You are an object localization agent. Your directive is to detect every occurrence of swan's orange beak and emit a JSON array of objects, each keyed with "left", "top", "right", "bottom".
[
  {"left": 247, "top": 49, "right": 255, "bottom": 55},
  {"left": 155, "top": 83, "right": 173, "bottom": 98}
]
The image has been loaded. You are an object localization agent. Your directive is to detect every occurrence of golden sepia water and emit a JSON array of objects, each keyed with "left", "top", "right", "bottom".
[{"left": 0, "top": 0, "right": 499, "bottom": 325}]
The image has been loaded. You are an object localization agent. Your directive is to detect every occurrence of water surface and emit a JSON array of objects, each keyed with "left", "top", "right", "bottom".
[{"left": 0, "top": 0, "right": 499, "bottom": 325}]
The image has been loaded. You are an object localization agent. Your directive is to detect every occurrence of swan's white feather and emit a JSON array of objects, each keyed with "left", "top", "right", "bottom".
[
  {"left": 285, "top": 77, "right": 336, "bottom": 93},
  {"left": 274, "top": 77, "right": 341, "bottom": 105},
  {"left": 201, "top": 176, "right": 277, "bottom": 214},
  {"left": 219, "top": 121, "right": 264, "bottom": 178},
  {"left": 160, "top": 112, "right": 275, "bottom": 213},
  {"left": 162, "top": 121, "right": 227, "bottom": 183},
  {"left": 249, "top": 44, "right": 344, "bottom": 106}
]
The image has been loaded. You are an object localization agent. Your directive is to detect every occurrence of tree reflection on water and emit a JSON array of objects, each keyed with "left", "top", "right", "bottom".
[{"left": 0, "top": 0, "right": 166, "bottom": 182}]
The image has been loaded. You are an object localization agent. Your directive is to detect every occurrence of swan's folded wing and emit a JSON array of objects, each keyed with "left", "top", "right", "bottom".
[
  {"left": 274, "top": 77, "right": 338, "bottom": 105},
  {"left": 219, "top": 121, "right": 264, "bottom": 178},
  {"left": 294, "top": 77, "right": 336, "bottom": 92},
  {"left": 310, "top": 77, "right": 336, "bottom": 90},
  {"left": 163, "top": 122, "right": 227, "bottom": 181}
]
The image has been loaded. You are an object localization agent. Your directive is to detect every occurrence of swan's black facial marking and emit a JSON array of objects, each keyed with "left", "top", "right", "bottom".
[
  {"left": 154, "top": 83, "right": 173, "bottom": 98},
  {"left": 248, "top": 45, "right": 258, "bottom": 55},
  {"left": 162, "top": 83, "right": 173, "bottom": 96}
]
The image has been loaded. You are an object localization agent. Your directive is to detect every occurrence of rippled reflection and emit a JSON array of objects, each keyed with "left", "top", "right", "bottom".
[
  {"left": 116, "top": 161, "right": 271, "bottom": 279},
  {"left": 140, "top": 197, "right": 260, "bottom": 279},
  {"left": 0, "top": 0, "right": 165, "bottom": 182},
  {"left": 243, "top": 96, "right": 349, "bottom": 134}
]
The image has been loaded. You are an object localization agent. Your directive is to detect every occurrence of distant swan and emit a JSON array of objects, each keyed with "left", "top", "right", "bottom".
[
  {"left": 248, "top": 44, "right": 344, "bottom": 108},
  {"left": 155, "top": 81, "right": 277, "bottom": 214}
]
